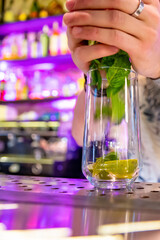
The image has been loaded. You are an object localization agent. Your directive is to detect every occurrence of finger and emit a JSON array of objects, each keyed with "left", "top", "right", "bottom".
[
  {"left": 64, "top": 10, "right": 153, "bottom": 40},
  {"left": 72, "top": 26, "right": 142, "bottom": 57},
  {"left": 66, "top": 27, "right": 83, "bottom": 51},
  {"left": 72, "top": 44, "right": 119, "bottom": 73},
  {"left": 64, "top": 6, "right": 160, "bottom": 30},
  {"left": 66, "top": 0, "right": 155, "bottom": 13}
]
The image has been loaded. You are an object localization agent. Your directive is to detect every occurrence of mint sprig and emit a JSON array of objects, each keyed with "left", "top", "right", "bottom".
[
  {"left": 89, "top": 47, "right": 131, "bottom": 124},
  {"left": 97, "top": 151, "right": 119, "bottom": 162}
]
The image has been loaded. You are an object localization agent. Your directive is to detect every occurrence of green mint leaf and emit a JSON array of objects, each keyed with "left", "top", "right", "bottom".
[
  {"left": 91, "top": 69, "right": 102, "bottom": 89},
  {"left": 111, "top": 92, "right": 125, "bottom": 124},
  {"left": 88, "top": 40, "right": 131, "bottom": 124},
  {"left": 94, "top": 105, "right": 112, "bottom": 120},
  {"left": 107, "top": 68, "right": 125, "bottom": 88},
  {"left": 104, "top": 151, "right": 119, "bottom": 161},
  {"left": 100, "top": 55, "right": 115, "bottom": 67},
  {"left": 88, "top": 40, "right": 97, "bottom": 46},
  {"left": 106, "top": 85, "right": 124, "bottom": 97}
]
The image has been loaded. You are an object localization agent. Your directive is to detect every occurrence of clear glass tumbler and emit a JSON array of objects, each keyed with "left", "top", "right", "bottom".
[{"left": 82, "top": 66, "right": 142, "bottom": 189}]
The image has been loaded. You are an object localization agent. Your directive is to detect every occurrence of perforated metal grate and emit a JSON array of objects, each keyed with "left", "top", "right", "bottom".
[{"left": 0, "top": 174, "right": 160, "bottom": 212}]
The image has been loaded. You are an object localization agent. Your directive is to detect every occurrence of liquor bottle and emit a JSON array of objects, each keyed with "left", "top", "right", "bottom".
[
  {"left": 4, "top": 72, "right": 16, "bottom": 101},
  {"left": 47, "top": 0, "right": 64, "bottom": 16},
  {"left": 39, "top": 9, "right": 48, "bottom": 19},
  {"left": 30, "top": 71, "right": 42, "bottom": 99},
  {"left": 21, "top": 83, "right": 28, "bottom": 100},
  {"left": 21, "top": 33, "right": 28, "bottom": 59},
  {"left": 3, "top": 0, "right": 15, "bottom": 23},
  {"left": 31, "top": 33, "right": 38, "bottom": 58},
  {"left": 0, "top": 78, "right": 6, "bottom": 101},
  {"left": 0, "top": 39, "right": 2, "bottom": 59},
  {"left": 49, "top": 22, "right": 60, "bottom": 56},
  {"left": 15, "top": 76, "right": 21, "bottom": 100},
  {"left": 40, "top": 25, "right": 49, "bottom": 57},
  {"left": 59, "top": 26, "right": 69, "bottom": 55},
  {"left": 18, "top": 0, "right": 29, "bottom": 21},
  {"left": 11, "top": 38, "right": 18, "bottom": 59},
  {"left": 30, "top": 0, "right": 39, "bottom": 19}
]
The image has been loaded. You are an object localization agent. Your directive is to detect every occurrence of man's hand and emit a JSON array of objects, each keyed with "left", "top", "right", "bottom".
[{"left": 63, "top": 0, "right": 160, "bottom": 78}]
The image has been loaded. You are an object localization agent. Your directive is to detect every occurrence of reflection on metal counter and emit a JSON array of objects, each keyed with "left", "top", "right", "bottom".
[{"left": 0, "top": 175, "right": 160, "bottom": 239}]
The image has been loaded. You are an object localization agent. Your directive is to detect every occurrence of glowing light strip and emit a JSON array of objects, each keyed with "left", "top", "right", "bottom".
[
  {"left": 0, "top": 228, "right": 72, "bottom": 240},
  {"left": 63, "top": 236, "right": 123, "bottom": 240},
  {"left": 0, "top": 204, "right": 18, "bottom": 210},
  {"left": 0, "top": 231, "right": 123, "bottom": 240},
  {"left": 98, "top": 221, "right": 160, "bottom": 235}
]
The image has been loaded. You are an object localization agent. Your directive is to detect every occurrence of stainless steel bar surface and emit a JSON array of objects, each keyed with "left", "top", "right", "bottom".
[{"left": 0, "top": 174, "right": 160, "bottom": 239}]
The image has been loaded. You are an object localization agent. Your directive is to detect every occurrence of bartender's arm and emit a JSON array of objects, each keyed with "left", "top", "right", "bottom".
[{"left": 72, "top": 90, "right": 85, "bottom": 146}]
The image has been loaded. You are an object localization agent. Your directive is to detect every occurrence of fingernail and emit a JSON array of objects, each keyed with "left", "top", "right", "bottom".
[
  {"left": 63, "top": 12, "right": 72, "bottom": 25},
  {"left": 66, "top": 0, "right": 75, "bottom": 11},
  {"left": 72, "top": 27, "right": 82, "bottom": 35}
]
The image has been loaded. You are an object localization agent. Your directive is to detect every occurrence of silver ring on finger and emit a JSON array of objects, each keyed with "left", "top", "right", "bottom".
[{"left": 131, "top": 0, "right": 144, "bottom": 18}]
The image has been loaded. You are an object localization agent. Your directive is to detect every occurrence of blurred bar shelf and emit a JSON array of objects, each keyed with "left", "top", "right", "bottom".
[
  {"left": 0, "top": 15, "right": 63, "bottom": 36},
  {"left": 0, "top": 120, "right": 59, "bottom": 128},
  {"left": 0, "top": 54, "right": 77, "bottom": 69},
  {"left": 0, "top": 130, "right": 58, "bottom": 137},
  {"left": 0, "top": 95, "right": 77, "bottom": 104}
]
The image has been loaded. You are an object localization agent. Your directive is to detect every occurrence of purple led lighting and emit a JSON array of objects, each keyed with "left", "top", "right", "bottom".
[{"left": 0, "top": 16, "right": 64, "bottom": 36}]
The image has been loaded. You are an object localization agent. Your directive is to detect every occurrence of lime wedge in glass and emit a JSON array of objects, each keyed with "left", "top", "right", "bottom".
[
  {"left": 88, "top": 158, "right": 138, "bottom": 180},
  {"left": 106, "top": 159, "right": 138, "bottom": 179},
  {"left": 87, "top": 163, "right": 94, "bottom": 174}
]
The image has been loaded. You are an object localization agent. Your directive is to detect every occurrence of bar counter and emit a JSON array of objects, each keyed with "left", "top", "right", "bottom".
[{"left": 0, "top": 174, "right": 160, "bottom": 240}]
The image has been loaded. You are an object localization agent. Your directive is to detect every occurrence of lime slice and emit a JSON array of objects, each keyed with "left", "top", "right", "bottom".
[
  {"left": 92, "top": 159, "right": 112, "bottom": 180},
  {"left": 106, "top": 159, "right": 138, "bottom": 179},
  {"left": 88, "top": 159, "right": 138, "bottom": 180},
  {"left": 97, "top": 170, "right": 111, "bottom": 180},
  {"left": 87, "top": 163, "right": 94, "bottom": 174}
]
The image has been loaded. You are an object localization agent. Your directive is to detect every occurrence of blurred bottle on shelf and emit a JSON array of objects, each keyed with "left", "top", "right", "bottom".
[
  {"left": 49, "top": 22, "right": 60, "bottom": 56},
  {"left": 16, "top": 79, "right": 21, "bottom": 100},
  {"left": 40, "top": 25, "right": 49, "bottom": 57},
  {"left": 3, "top": 0, "right": 66, "bottom": 23},
  {"left": 29, "top": 71, "right": 42, "bottom": 99},
  {"left": 14, "top": 69, "right": 28, "bottom": 100},
  {"left": 11, "top": 37, "right": 18, "bottom": 59},
  {"left": 31, "top": 33, "right": 39, "bottom": 58},
  {"left": 28, "top": 32, "right": 38, "bottom": 58},
  {"left": 18, "top": 12, "right": 28, "bottom": 22},
  {"left": 39, "top": 9, "right": 48, "bottom": 19},
  {"left": 47, "top": 0, "right": 64, "bottom": 16},
  {"left": 21, "top": 33, "right": 28, "bottom": 59},
  {"left": 0, "top": 20, "right": 70, "bottom": 60},
  {"left": 18, "top": 0, "right": 29, "bottom": 22},
  {"left": 0, "top": 75, "right": 6, "bottom": 101},
  {"left": 59, "top": 24, "right": 69, "bottom": 55},
  {"left": 3, "top": 0, "right": 15, "bottom": 23},
  {"left": 1, "top": 38, "right": 10, "bottom": 60},
  {"left": 0, "top": 66, "right": 84, "bottom": 102},
  {"left": 30, "top": 0, "right": 40, "bottom": 19},
  {"left": 21, "top": 79, "right": 28, "bottom": 100}
]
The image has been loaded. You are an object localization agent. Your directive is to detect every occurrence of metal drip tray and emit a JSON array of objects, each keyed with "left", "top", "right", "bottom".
[
  {"left": 0, "top": 174, "right": 160, "bottom": 212},
  {"left": 0, "top": 174, "right": 160, "bottom": 239}
]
